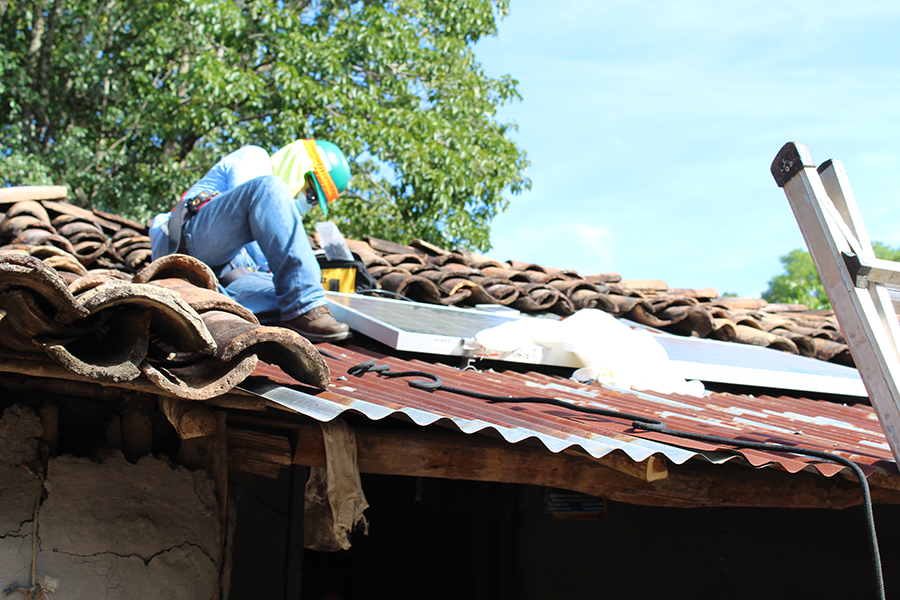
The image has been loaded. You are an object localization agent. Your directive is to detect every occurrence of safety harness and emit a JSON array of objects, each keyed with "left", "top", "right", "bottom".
[{"left": 165, "top": 191, "right": 218, "bottom": 256}]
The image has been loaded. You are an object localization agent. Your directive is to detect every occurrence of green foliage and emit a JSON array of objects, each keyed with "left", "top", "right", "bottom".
[
  {"left": 0, "top": 0, "right": 529, "bottom": 250},
  {"left": 872, "top": 241, "right": 900, "bottom": 262},
  {"left": 0, "top": 150, "right": 54, "bottom": 186},
  {"left": 761, "top": 249, "right": 830, "bottom": 309},
  {"left": 762, "top": 243, "right": 900, "bottom": 309}
]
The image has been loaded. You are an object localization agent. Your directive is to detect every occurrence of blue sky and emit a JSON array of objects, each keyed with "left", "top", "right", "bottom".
[{"left": 473, "top": 1, "right": 900, "bottom": 298}]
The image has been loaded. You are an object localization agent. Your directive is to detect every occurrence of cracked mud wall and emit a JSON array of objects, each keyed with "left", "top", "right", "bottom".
[{"left": 0, "top": 405, "right": 220, "bottom": 600}]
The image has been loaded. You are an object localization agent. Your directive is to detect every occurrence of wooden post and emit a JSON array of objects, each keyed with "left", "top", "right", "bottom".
[
  {"left": 159, "top": 397, "right": 218, "bottom": 439},
  {"left": 39, "top": 401, "right": 58, "bottom": 457},
  {"left": 177, "top": 411, "right": 229, "bottom": 600},
  {"left": 213, "top": 412, "right": 229, "bottom": 600}
]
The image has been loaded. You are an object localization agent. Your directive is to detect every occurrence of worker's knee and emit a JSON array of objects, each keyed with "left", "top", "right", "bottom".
[{"left": 255, "top": 174, "right": 292, "bottom": 198}]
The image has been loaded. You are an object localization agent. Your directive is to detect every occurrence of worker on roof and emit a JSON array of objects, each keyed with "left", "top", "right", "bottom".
[{"left": 148, "top": 140, "right": 352, "bottom": 342}]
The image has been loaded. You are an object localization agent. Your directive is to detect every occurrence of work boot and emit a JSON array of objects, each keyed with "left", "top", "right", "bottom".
[{"left": 282, "top": 305, "right": 351, "bottom": 343}]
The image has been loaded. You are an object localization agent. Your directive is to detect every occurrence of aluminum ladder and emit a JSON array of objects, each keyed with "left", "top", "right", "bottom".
[{"left": 772, "top": 141, "right": 900, "bottom": 465}]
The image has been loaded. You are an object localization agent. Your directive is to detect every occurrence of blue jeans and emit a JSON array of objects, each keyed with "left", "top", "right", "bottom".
[{"left": 182, "top": 175, "right": 324, "bottom": 321}]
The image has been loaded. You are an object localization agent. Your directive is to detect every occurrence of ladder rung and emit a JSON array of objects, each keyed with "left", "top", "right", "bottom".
[{"left": 844, "top": 253, "right": 900, "bottom": 287}]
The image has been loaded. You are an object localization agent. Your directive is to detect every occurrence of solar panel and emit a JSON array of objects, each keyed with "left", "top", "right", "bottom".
[
  {"left": 326, "top": 292, "right": 866, "bottom": 396},
  {"left": 328, "top": 292, "right": 521, "bottom": 337},
  {"left": 325, "top": 292, "right": 580, "bottom": 365},
  {"left": 652, "top": 330, "right": 865, "bottom": 396}
]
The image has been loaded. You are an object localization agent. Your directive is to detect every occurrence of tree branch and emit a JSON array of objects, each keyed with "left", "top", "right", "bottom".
[
  {"left": 26, "top": 0, "right": 45, "bottom": 60},
  {"left": 36, "top": 0, "right": 62, "bottom": 150},
  {"left": 284, "top": 0, "right": 313, "bottom": 14}
]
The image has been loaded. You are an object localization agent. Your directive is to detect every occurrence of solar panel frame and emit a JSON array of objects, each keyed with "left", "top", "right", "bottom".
[{"left": 325, "top": 292, "right": 866, "bottom": 396}]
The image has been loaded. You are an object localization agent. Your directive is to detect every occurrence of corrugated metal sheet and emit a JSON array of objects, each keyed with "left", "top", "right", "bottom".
[{"left": 249, "top": 343, "right": 897, "bottom": 481}]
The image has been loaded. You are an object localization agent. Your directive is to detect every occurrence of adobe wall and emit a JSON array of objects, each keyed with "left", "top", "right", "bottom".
[{"left": 0, "top": 404, "right": 220, "bottom": 600}]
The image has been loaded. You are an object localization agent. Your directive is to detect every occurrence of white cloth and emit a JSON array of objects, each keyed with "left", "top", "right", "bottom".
[
  {"left": 304, "top": 419, "right": 369, "bottom": 551},
  {"left": 474, "top": 309, "right": 705, "bottom": 397}
]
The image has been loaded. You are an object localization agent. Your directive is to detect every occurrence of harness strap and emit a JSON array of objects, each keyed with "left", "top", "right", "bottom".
[
  {"left": 165, "top": 191, "right": 218, "bottom": 256},
  {"left": 166, "top": 199, "right": 190, "bottom": 256},
  {"left": 218, "top": 265, "right": 254, "bottom": 286}
]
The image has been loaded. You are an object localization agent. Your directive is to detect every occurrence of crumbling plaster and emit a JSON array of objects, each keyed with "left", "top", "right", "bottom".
[{"left": 0, "top": 404, "right": 220, "bottom": 599}]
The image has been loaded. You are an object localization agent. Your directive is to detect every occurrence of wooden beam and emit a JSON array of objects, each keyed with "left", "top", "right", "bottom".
[
  {"left": 223, "top": 420, "right": 900, "bottom": 509},
  {"left": 292, "top": 423, "right": 669, "bottom": 483},
  {"left": 159, "top": 397, "right": 218, "bottom": 439},
  {"left": 227, "top": 429, "right": 292, "bottom": 478},
  {"left": 866, "top": 471, "right": 900, "bottom": 493},
  {"left": 206, "top": 393, "right": 266, "bottom": 411},
  {"left": 562, "top": 447, "right": 668, "bottom": 482},
  {"left": 228, "top": 455, "right": 282, "bottom": 479},
  {"left": 291, "top": 423, "right": 669, "bottom": 484},
  {"left": 0, "top": 185, "right": 67, "bottom": 203},
  {"left": 0, "top": 363, "right": 266, "bottom": 410},
  {"left": 290, "top": 423, "right": 900, "bottom": 509}
]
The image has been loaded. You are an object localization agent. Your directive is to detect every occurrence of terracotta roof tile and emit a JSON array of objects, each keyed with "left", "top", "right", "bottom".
[
  {"left": 308, "top": 235, "right": 855, "bottom": 367},
  {"left": 0, "top": 191, "right": 329, "bottom": 398}
]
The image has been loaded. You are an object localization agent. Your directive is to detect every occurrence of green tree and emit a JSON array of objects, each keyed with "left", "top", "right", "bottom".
[
  {"left": 872, "top": 241, "right": 900, "bottom": 262},
  {"left": 0, "top": 0, "right": 529, "bottom": 251},
  {"left": 761, "top": 249, "right": 830, "bottom": 309},
  {"left": 762, "top": 243, "right": 900, "bottom": 309}
]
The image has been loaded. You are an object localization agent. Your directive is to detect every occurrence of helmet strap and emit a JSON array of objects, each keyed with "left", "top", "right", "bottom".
[{"left": 303, "top": 140, "right": 339, "bottom": 202}]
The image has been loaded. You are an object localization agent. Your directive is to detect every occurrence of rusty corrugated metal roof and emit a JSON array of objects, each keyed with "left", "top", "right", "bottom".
[{"left": 249, "top": 343, "right": 896, "bottom": 481}]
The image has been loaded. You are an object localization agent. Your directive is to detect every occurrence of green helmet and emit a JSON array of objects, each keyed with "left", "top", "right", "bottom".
[
  {"left": 315, "top": 141, "right": 350, "bottom": 193},
  {"left": 271, "top": 139, "right": 351, "bottom": 216}
]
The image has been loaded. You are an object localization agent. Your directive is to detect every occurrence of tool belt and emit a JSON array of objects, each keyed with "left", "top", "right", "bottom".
[
  {"left": 165, "top": 191, "right": 219, "bottom": 256},
  {"left": 317, "top": 253, "right": 378, "bottom": 293}
]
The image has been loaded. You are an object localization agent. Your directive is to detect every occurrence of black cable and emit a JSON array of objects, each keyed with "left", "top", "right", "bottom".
[
  {"left": 347, "top": 359, "right": 660, "bottom": 423},
  {"left": 632, "top": 420, "right": 883, "bottom": 600},
  {"left": 316, "top": 347, "right": 345, "bottom": 361},
  {"left": 348, "top": 359, "right": 886, "bottom": 600},
  {"left": 354, "top": 288, "right": 416, "bottom": 302}
]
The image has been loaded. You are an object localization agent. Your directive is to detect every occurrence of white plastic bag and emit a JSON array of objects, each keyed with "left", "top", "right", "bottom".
[
  {"left": 474, "top": 309, "right": 704, "bottom": 397},
  {"left": 316, "top": 221, "right": 354, "bottom": 261}
]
